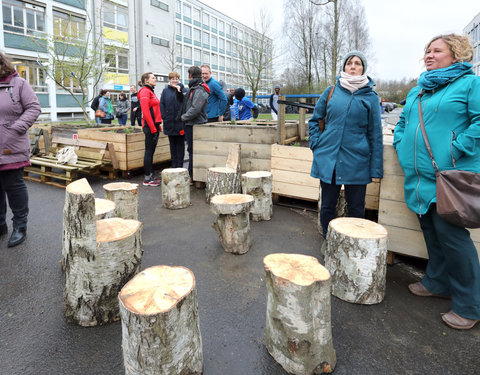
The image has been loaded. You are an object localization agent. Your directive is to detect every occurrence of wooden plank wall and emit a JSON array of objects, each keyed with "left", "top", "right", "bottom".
[
  {"left": 379, "top": 143, "right": 480, "bottom": 259},
  {"left": 192, "top": 123, "right": 297, "bottom": 182}
]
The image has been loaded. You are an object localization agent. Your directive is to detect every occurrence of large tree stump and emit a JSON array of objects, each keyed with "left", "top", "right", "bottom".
[
  {"left": 205, "top": 167, "right": 239, "bottom": 203},
  {"left": 95, "top": 198, "right": 116, "bottom": 220},
  {"left": 161, "top": 168, "right": 190, "bottom": 209},
  {"left": 241, "top": 171, "right": 273, "bottom": 221},
  {"left": 225, "top": 143, "right": 242, "bottom": 193},
  {"left": 63, "top": 178, "right": 143, "bottom": 326},
  {"left": 264, "top": 253, "right": 336, "bottom": 375},
  {"left": 119, "top": 265, "right": 203, "bottom": 375},
  {"left": 325, "top": 217, "right": 388, "bottom": 304},
  {"left": 210, "top": 194, "right": 254, "bottom": 254},
  {"left": 103, "top": 182, "right": 139, "bottom": 220}
]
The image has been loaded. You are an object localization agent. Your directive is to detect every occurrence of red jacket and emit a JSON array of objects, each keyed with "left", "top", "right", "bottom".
[{"left": 138, "top": 86, "right": 162, "bottom": 133}]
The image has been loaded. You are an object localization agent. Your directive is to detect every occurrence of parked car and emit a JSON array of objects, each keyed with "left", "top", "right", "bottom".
[{"left": 383, "top": 102, "right": 397, "bottom": 113}]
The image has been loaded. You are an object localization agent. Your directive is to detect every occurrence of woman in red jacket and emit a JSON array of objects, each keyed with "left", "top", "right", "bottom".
[{"left": 138, "top": 72, "right": 163, "bottom": 186}]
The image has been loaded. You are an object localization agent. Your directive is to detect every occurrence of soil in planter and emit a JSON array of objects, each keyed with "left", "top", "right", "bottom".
[{"left": 104, "top": 128, "right": 143, "bottom": 134}]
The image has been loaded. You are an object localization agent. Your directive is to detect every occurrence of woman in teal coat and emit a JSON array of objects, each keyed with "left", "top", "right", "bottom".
[
  {"left": 309, "top": 51, "right": 383, "bottom": 240},
  {"left": 394, "top": 34, "right": 480, "bottom": 330}
]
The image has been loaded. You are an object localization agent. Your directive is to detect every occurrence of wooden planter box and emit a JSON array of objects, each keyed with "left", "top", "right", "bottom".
[
  {"left": 193, "top": 121, "right": 298, "bottom": 182},
  {"left": 378, "top": 143, "right": 480, "bottom": 259},
  {"left": 270, "top": 144, "right": 380, "bottom": 209},
  {"left": 78, "top": 126, "right": 170, "bottom": 171}
]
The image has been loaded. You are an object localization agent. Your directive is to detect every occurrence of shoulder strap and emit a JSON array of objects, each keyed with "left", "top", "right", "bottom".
[
  {"left": 417, "top": 90, "right": 439, "bottom": 173},
  {"left": 324, "top": 85, "right": 335, "bottom": 114}
]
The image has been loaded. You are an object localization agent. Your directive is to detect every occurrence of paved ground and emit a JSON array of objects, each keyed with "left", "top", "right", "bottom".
[{"left": 1, "top": 173, "right": 479, "bottom": 375}]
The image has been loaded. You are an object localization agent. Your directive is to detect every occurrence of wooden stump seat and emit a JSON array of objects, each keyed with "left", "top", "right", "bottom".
[
  {"left": 325, "top": 217, "right": 388, "bottom": 304},
  {"left": 206, "top": 166, "right": 239, "bottom": 203},
  {"left": 119, "top": 265, "right": 203, "bottom": 375},
  {"left": 103, "top": 181, "right": 139, "bottom": 220},
  {"left": 63, "top": 178, "right": 143, "bottom": 326},
  {"left": 264, "top": 253, "right": 336, "bottom": 374},
  {"left": 161, "top": 168, "right": 190, "bottom": 209},
  {"left": 241, "top": 171, "right": 273, "bottom": 221},
  {"left": 210, "top": 194, "right": 254, "bottom": 254},
  {"left": 95, "top": 198, "right": 116, "bottom": 220}
]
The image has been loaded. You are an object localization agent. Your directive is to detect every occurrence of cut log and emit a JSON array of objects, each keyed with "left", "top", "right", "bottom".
[
  {"left": 103, "top": 182, "right": 139, "bottom": 220},
  {"left": 241, "top": 171, "right": 273, "bottom": 221},
  {"left": 263, "top": 253, "right": 336, "bottom": 375},
  {"left": 64, "top": 217, "right": 143, "bottom": 326},
  {"left": 325, "top": 217, "right": 388, "bottom": 304},
  {"left": 205, "top": 166, "right": 240, "bottom": 203},
  {"left": 225, "top": 143, "right": 242, "bottom": 193},
  {"left": 95, "top": 198, "right": 116, "bottom": 220},
  {"left": 119, "top": 265, "right": 203, "bottom": 375},
  {"left": 161, "top": 167, "right": 190, "bottom": 209},
  {"left": 210, "top": 194, "right": 254, "bottom": 254}
]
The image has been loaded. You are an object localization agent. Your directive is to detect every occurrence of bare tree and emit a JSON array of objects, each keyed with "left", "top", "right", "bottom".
[
  {"left": 236, "top": 9, "right": 274, "bottom": 102},
  {"left": 163, "top": 36, "right": 180, "bottom": 72}
]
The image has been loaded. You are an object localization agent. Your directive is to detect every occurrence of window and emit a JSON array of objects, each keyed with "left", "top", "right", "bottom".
[
  {"left": 232, "top": 26, "right": 237, "bottom": 38},
  {"left": 218, "top": 20, "right": 224, "bottom": 33},
  {"left": 184, "top": 46, "right": 192, "bottom": 59},
  {"left": 211, "top": 53, "right": 218, "bottom": 66},
  {"left": 193, "top": 8, "right": 200, "bottom": 22},
  {"left": 103, "top": 1, "right": 128, "bottom": 32},
  {"left": 176, "top": 0, "right": 181, "bottom": 12},
  {"left": 194, "top": 48, "right": 201, "bottom": 62},
  {"left": 226, "top": 57, "right": 231, "bottom": 70},
  {"left": 226, "top": 41, "right": 231, "bottom": 53},
  {"left": 183, "top": 24, "right": 192, "bottom": 39},
  {"left": 176, "top": 43, "right": 182, "bottom": 62},
  {"left": 12, "top": 60, "right": 47, "bottom": 92},
  {"left": 211, "top": 36, "right": 217, "bottom": 49},
  {"left": 193, "top": 28, "right": 201, "bottom": 42},
  {"left": 53, "top": 11, "right": 85, "bottom": 39},
  {"left": 226, "top": 24, "right": 231, "bottom": 35},
  {"left": 151, "top": 36, "right": 169, "bottom": 47},
  {"left": 238, "top": 30, "right": 243, "bottom": 41},
  {"left": 151, "top": 0, "right": 169, "bottom": 12},
  {"left": 219, "top": 55, "right": 225, "bottom": 69},
  {"left": 176, "top": 21, "right": 182, "bottom": 35},
  {"left": 211, "top": 17, "right": 217, "bottom": 30},
  {"left": 202, "top": 31, "right": 209, "bottom": 45},
  {"left": 183, "top": 4, "right": 191, "bottom": 18},
  {"left": 105, "top": 48, "right": 129, "bottom": 75},
  {"left": 3, "top": 0, "right": 45, "bottom": 36},
  {"left": 219, "top": 38, "right": 225, "bottom": 50},
  {"left": 203, "top": 51, "right": 210, "bottom": 64},
  {"left": 202, "top": 13, "right": 209, "bottom": 26}
]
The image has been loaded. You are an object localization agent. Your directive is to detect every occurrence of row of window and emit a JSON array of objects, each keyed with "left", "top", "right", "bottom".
[
  {"left": 467, "top": 23, "right": 480, "bottom": 43},
  {"left": 3, "top": 0, "right": 45, "bottom": 36}
]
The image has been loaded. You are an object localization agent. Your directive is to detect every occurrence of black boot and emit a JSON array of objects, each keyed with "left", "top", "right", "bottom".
[
  {"left": 0, "top": 223, "right": 7, "bottom": 237},
  {"left": 8, "top": 227, "right": 26, "bottom": 247}
]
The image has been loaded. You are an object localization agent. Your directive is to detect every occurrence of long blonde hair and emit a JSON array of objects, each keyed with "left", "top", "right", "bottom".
[{"left": 425, "top": 34, "right": 473, "bottom": 63}]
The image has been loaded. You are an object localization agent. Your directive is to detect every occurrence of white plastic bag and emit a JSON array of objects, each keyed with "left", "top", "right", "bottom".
[{"left": 56, "top": 146, "right": 78, "bottom": 165}]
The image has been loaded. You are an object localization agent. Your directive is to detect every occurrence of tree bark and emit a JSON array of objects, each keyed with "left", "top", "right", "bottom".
[
  {"left": 264, "top": 253, "right": 336, "bottom": 375},
  {"left": 241, "top": 171, "right": 273, "bottom": 221},
  {"left": 103, "top": 182, "right": 139, "bottom": 220},
  {"left": 206, "top": 167, "right": 239, "bottom": 203},
  {"left": 119, "top": 265, "right": 203, "bottom": 375},
  {"left": 95, "top": 198, "right": 116, "bottom": 220},
  {"left": 325, "top": 217, "right": 388, "bottom": 304},
  {"left": 210, "top": 194, "right": 254, "bottom": 254},
  {"left": 161, "top": 168, "right": 190, "bottom": 209}
]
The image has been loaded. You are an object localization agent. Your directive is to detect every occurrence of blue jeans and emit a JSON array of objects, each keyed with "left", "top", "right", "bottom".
[
  {"left": 0, "top": 167, "right": 28, "bottom": 229},
  {"left": 418, "top": 204, "right": 480, "bottom": 320},
  {"left": 117, "top": 114, "right": 127, "bottom": 125}
]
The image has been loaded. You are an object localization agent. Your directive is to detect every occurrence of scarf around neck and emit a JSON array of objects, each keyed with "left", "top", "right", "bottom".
[
  {"left": 339, "top": 72, "right": 369, "bottom": 93},
  {"left": 417, "top": 62, "right": 473, "bottom": 90}
]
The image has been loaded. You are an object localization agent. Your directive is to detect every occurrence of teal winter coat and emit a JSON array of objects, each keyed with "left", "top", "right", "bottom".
[
  {"left": 394, "top": 70, "right": 480, "bottom": 215},
  {"left": 309, "top": 79, "right": 383, "bottom": 185}
]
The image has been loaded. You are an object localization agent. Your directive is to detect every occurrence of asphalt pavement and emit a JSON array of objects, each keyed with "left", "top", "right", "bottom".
[{"left": 0, "top": 173, "right": 479, "bottom": 375}]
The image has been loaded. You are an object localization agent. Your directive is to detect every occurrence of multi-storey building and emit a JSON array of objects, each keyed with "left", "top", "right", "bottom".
[
  {"left": 0, "top": 0, "right": 272, "bottom": 120},
  {"left": 464, "top": 11, "right": 480, "bottom": 76}
]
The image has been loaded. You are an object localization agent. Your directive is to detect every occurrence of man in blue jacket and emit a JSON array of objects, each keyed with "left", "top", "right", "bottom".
[{"left": 201, "top": 64, "right": 227, "bottom": 122}]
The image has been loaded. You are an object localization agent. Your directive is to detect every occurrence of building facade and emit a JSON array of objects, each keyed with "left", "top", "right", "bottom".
[
  {"left": 0, "top": 0, "right": 272, "bottom": 120},
  {"left": 464, "top": 12, "right": 480, "bottom": 76}
]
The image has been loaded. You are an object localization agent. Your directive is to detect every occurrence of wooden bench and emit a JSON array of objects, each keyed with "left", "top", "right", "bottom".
[{"left": 25, "top": 136, "right": 119, "bottom": 188}]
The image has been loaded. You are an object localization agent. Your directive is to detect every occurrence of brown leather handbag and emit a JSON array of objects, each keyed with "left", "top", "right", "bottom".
[
  {"left": 318, "top": 85, "right": 335, "bottom": 132},
  {"left": 418, "top": 91, "right": 480, "bottom": 228},
  {"left": 95, "top": 109, "right": 106, "bottom": 118}
]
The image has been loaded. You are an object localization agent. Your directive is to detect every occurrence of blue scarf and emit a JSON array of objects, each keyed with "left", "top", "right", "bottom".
[{"left": 417, "top": 62, "right": 473, "bottom": 90}]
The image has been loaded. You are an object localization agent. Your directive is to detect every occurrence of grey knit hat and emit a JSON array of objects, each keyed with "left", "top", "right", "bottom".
[{"left": 342, "top": 50, "right": 367, "bottom": 74}]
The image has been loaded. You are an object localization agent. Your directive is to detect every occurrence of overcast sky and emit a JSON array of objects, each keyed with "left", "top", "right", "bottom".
[{"left": 200, "top": 0, "right": 479, "bottom": 81}]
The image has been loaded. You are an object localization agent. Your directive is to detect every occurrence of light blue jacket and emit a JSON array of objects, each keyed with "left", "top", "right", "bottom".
[
  {"left": 205, "top": 77, "right": 227, "bottom": 119},
  {"left": 394, "top": 70, "right": 480, "bottom": 215},
  {"left": 309, "top": 79, "right": 383, "bottom": 185}
]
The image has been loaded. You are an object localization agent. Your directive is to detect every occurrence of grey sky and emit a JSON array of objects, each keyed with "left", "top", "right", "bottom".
[{"left": 200, "top": 0, "right": 479, "bottom": 81}]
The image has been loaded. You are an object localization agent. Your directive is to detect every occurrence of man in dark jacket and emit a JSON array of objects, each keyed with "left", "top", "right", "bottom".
[
  {"left": 180, "top": 66, "right": 210, "bottom": 180},
  {"left": 130, "top": 85, "right": 142, "bottom": 126},
  {"left": 90, "top": 90, "right": 102, "bottom": 124}
]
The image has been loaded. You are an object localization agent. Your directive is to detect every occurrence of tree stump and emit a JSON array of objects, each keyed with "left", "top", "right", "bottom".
[
  {"left": 225, "top": 143, "right": 242, "bottom": 193},
  {"left": 161, "top": 168, "right": 190, "bottom": 209},
  {"left": 95, "top": 198, "right": 116, "bottom": 220},
  {"left": 241, "top": 171, "right": 273, "bottom": 221},
  {"left": 205, "top": 167, "right": 239, "bottom": 203},
  {"left": 119, "top": 265, "right": 203, "bottom": 375},
  {"left": 263, "top": 253, "right": 336, "bottom": 375},
  {"left": 210, "top": 194, "right": 254, "bottom": 254},
  {"left": 103, "top": 182, "right": 139, "bottom": 220},
  {"left": 325, "top": 217, "right": 388, "bottom": 304}
]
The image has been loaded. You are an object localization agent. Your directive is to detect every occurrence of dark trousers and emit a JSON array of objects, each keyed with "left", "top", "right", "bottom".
[
  {"left": 101, "top": 118, "right": 112, "bottom": 124},
  {"left": 418, "top": 204, "right": 480, "bottom": 320},
  {"left": 184, "top": 125, "right": 193, "bottom": 179},
  {"left": 320, "top": 176, "right": 366, "bottom": 238},
  {"left": 0, "top": 167, "right": 28, "bottom": 229},
  {"left": 208, "top": 117, "right": 219, "bottom": 123},
  {"left": 168, "top": 135, "right": 185, "bottom": 168},
  {"left": 131, "top": 109, "right": 142, "bottom": 126},
  {"left": 143, "top": 125, "right": 159, "bottom": 176}
]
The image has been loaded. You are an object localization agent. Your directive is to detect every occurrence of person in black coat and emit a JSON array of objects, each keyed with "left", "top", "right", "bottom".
[
  {"left": 130, "top": 85, "right": 142, "bottom": 126},
  {"left": 160, "top": 72, "right": 187, "bottom": 168}
]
